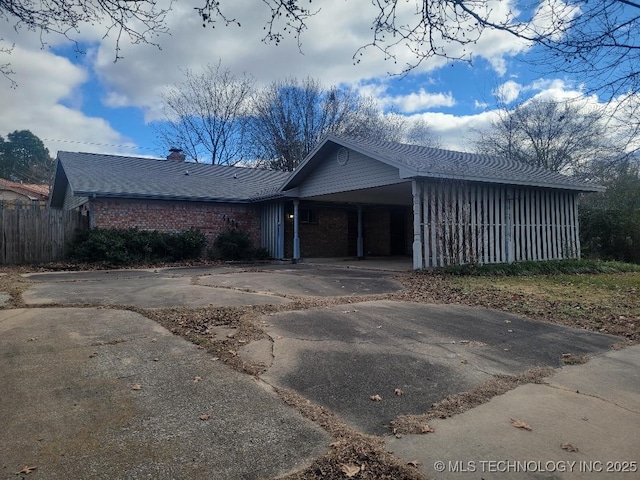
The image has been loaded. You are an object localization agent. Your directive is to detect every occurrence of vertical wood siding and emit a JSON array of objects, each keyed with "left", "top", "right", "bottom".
[
  {"left": 418, "top": 180, "right": 581, "bottom": 267},
  {"left": 260, "top": 201, "right": 285, "bottom": 259}
]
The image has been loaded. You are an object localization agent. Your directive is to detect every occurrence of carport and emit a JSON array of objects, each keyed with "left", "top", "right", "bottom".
[{"left": 259, "top": 135, "right": 604, "bottom": 269}]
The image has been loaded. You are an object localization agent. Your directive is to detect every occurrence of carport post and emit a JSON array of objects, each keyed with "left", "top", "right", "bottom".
[
  {"left": 412, "top": 179, "right": 424, "bottom": 269},
  {"left": 357, "top": 205, "right": 364, "bottom": 259},
  {"left": 293, "top": 199, "right": 301, "bottom": 263}
]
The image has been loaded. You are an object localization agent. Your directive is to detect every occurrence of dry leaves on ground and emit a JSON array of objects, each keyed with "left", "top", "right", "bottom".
[
  {"left": 17, "top": 466, "right": 37, "bottom": 474},
  {"left": 340, "top": 464, "right": 361, "bottom": 477},
  {"left": 511, "top": 419, "right": 532, "bottom": 431},
  {"left": 561, "top": 443, "right": 579, "bottom": 452}
]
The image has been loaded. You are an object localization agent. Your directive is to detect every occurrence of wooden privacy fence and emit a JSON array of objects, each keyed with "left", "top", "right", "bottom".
[{"left": 0, "top": 201, "right": 89, "bottom": 264}]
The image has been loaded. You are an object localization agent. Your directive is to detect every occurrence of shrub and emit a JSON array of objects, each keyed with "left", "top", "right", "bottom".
[
  {"left": 209, "top": 228, "right": 264, "bottom": 261},
  {"left": 69, "top": 228, "right": 206, "bottom": 265}
]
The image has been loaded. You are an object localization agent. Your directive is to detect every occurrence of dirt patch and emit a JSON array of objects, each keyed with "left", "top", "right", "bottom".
[{"left": 0, "top": 269, "right": 33, "bottom": 307}]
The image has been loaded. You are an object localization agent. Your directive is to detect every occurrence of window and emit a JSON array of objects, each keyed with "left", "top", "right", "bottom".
[{"left": 300, "top": 208, "right": 318, "bottom": 224}]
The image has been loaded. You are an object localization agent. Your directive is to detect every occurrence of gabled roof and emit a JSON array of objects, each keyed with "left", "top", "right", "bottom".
[
  {"left": 282, "top": 134, "right": 605, "bottom": 192},
  {"left": 50, "top": 151, "right": 290, "bottom": 207},
  {"left": 0, "top": 178, "right": 49, "bottom": 200}
]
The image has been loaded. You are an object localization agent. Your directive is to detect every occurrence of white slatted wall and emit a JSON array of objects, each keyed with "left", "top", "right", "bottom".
[{"left": 419, "top": 180, "right": 580, "bottom": 267}]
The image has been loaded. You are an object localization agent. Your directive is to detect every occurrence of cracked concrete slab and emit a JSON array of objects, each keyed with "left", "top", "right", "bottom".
[
  {"left": 21, "top": 271, "right": 291, "bottom": 308},
  {"left": 0, "top": 308, "right": 329, "bottom": 479},
  {"left": 261, "top": 301, "right": 619, "bottom": 435},
  {"left": 387, "top": 346, "right": 640, "bottom": 479},
  {"left": 197, "top": 267, "right": 404, "bottom": 297}
]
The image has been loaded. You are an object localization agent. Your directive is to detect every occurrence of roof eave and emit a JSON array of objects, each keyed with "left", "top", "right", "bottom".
[
  {"left": 404, "top": 171, "right": 605, "bottom": 192},
  {"left": 77, "top": 191, "right": 254, "bottom": 203}
]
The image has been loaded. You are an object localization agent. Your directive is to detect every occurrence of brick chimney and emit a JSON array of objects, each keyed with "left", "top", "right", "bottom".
[{"left": 167, "top": 148, "right": 186, "bottom": 161}]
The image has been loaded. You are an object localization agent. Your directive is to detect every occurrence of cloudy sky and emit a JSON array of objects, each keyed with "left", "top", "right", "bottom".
[{"left": 0, "top": 0, "right": 628, "bottom": 158}]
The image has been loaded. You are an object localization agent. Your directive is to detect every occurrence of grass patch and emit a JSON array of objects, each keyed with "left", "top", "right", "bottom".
[{"left": 441, "top": 259, "right": 640, "bottom": 276}]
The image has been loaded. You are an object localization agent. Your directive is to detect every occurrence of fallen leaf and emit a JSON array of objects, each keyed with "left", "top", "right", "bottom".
[
  {"left": 193, "top": 376, "right": 203, "bottom": 382},
  {"left": 199, "top": 413, "right": 211, "bottom": 421},
  {"left": 153, "top": 357, "right": 159, "bottom": 362},
  {"left": 394, "top": 388, "right": 403, "bottom": 396},
  {"left": 17, "top": 466, "right": 37, "bottom": 474},
  {"left": 561, "top": 443, "right": 579, "bottom": 452},
  {"left": 419, "top": 424, "right": 435, "bottom": 433},
  {"left": 340, "top": 463, "right": 360, "bottom": 477},
  {"left": 511, "top": 418, "right": 532, "bottom": 431},
  {"left": 132, "top": 384, "right": 142, "bottom": 391},
  {"left": 408, "top": 460, "right": 421, "bottom": 467},
  {"left": 370, "top": 394, "right": 382, "bottom": 401}
]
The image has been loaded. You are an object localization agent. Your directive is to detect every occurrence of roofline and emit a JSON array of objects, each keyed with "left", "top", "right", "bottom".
[
  {"left": 77, "top": 191, "right": 254, "bottom": 204},
  {"left": 283, "top": 134, "right": 604, "bottom": 193},
  {"left": 401, "top": 171, "right": 605, "bottom": 192}
]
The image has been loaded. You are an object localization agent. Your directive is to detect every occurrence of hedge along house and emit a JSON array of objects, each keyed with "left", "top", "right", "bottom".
[
  {"left": 49, "top": 135, "right": 603, "bottom": 269},
  {"left": 266, "top": 135, "right": 604, "bottom": 269}
]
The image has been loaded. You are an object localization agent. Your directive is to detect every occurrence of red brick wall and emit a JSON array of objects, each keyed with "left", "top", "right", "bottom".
[
  {"left": 284, "top": 206, "right": 350, "bottom": 257},
  {"left": 90, "top": 198, "right": 261, "bottom": 245},
  {"left": 281, "top": 204, "right": 402, "bottom": 258}
]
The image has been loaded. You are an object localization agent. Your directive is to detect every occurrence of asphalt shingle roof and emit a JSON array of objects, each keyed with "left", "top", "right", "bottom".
[
  {"left": 296, "top": 135, "right": 604, "bottom": 192},
  {"left": 56, "top": 152, "right": 290, "bottom": 202}
]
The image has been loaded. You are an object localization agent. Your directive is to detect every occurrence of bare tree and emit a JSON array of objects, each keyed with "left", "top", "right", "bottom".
[
  {"left": 248, "top": 77, "right": 374, "bottom": 171},
  {"left": 475, "top": 98, "right": 623, "bottom": 176},
  {"left": 154, "top": 63, "right": 254, "bottom": 165},
  {"left": 247, "top": 77, "right": 438, "bottom": 171}
]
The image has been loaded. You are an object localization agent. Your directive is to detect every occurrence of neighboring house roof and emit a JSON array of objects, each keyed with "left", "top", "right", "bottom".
[
  {"left": 49, "top": 151, "right": 290, "bottom": 208},
  {"left": 282, "top": 134, "right": 605, "bottom": 192},
  {"left": 0, "top": 178, "right": 50, "bottom": 200}
]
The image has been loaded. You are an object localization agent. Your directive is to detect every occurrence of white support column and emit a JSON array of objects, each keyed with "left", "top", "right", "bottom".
[
  {"left": 573, "top": 193, "right": 581, "bottom": 259},
  {"left": 505, "top": 188, "right": 514, "bottom": 263},
  {"left": 357, "top": 205, "right": 364, "bottom": 259},
  {"left": 293, "top": 199, "right": 300, "bottom": 263},
  {"left": 412, "top": 179, "right": 424, "bottom": 270}
]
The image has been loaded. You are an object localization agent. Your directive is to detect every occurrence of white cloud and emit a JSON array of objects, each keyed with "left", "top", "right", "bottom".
[
  {"left": 380, "top": 89, "right": 456, "bottom": 113},
  {"left": 91, "top": 0, "right": 536, "bottom": 117},
  {"left": 494, "top": 80, "right": 523, "bottom": 104},
  {"left": 0, "top": 45, "right": 132, "bottom": 155}
]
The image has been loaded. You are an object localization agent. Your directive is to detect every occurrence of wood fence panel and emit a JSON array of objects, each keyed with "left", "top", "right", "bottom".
[{"left": 0, "top": 201, "right": 88, "bottom": 264}]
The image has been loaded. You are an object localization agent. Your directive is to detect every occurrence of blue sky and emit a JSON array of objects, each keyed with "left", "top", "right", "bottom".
[{"left": 0, "top": 0, "right": 629, "bottom": 160}]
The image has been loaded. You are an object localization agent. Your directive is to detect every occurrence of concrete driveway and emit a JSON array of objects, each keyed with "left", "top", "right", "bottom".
[
  {"left": 259, "top": 300, "right": 619, "bottom": 435},
  {"left": 3, "top": 264, "right": 639, "bottom": 479}
]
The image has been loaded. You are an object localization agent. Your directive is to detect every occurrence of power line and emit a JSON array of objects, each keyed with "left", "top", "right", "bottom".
[{"left": 41, "top": 138, "right": 158, "bottom": 151}]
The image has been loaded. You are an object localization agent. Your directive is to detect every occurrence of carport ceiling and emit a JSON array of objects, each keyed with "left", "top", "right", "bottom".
[{"left": 299, "top": 181, "right": 412, "bottom": 206}]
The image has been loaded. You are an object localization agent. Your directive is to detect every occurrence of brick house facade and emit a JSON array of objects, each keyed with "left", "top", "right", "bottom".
[
  {"left": 90, "top": 198, "right": 261, "bottom": 245},
  {"left": 50, "top": 135, "right": 602, "bottom": 269}
]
